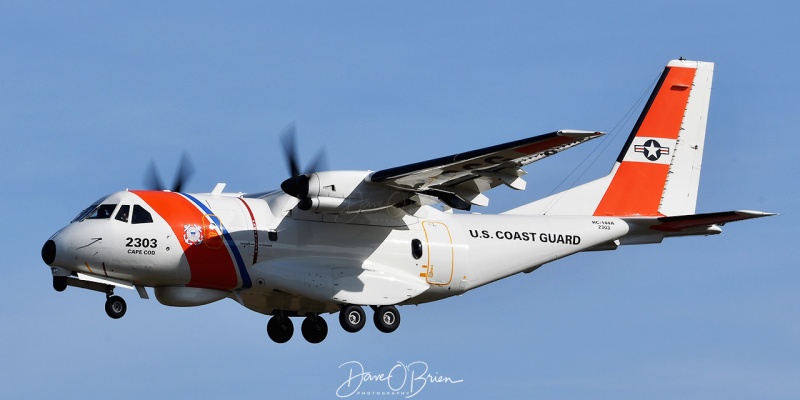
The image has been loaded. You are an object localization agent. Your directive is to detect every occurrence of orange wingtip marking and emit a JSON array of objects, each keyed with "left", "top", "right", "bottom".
[{"left": 419, "top": 273, "right": 427, "bottom": 277}]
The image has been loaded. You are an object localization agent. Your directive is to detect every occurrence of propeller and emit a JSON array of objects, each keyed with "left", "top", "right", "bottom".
[
  {"left": 279, "top": 123, "right": 327, "bottom": 206},
  {"left": 145, "top": 152, "right": 195, "bottom": 192}
]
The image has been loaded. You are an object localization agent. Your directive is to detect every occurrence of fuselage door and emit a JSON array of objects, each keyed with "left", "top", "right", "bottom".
[{"left": 422, "top": 221, "right": 454, "bottom": 285}]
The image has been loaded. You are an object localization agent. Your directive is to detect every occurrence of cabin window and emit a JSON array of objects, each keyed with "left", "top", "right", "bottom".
[
  {"left": 115, "top": 205, "right": 130, "bottom": 223},
  {"left": 411, "top": 239, "right": 423, "bottom": 259},
  {"left": 131, "top": 205, "right": 153, "bottom": 224}
]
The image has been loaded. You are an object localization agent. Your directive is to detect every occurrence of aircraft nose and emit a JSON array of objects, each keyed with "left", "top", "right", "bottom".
[{"left": 41, "top": 240, "right": 56, "bottom": 265}]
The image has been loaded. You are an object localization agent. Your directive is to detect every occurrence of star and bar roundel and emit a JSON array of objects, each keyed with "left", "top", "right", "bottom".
[{"left": 634, "top": 139, "right": 670, "bottom": 161}]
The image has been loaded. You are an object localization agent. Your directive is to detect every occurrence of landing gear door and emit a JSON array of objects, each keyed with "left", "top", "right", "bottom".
[{"left": 422, "top": 221, "right": 454, "bottom": 285}]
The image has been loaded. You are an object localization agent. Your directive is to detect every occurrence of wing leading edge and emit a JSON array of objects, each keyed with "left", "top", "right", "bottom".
[{"left": 367, "top": 130, "right": 603, "bottom": 210}]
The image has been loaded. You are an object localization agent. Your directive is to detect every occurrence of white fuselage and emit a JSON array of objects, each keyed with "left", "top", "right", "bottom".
[{"left": 47, "top": 189, "right": 630, "bottom": 316}]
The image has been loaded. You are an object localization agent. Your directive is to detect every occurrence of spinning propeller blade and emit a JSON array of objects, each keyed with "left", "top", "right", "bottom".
[
  {"left": 278, "top": 124, "right": 327, "bottom": 207},
  {"left": 144, "top": 152, "right": 194, "bottom": 192}
]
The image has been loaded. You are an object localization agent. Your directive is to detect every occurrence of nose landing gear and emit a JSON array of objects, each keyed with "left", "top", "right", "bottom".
[
  {"left": 51, "top": 273, "right": 129, "bottom": 319},
  {"left": 105, "top": 295, "right": 127, "bottom": 319}
]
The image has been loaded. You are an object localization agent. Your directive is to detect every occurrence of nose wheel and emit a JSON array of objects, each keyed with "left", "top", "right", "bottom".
[
  {"left": 104, "top": 295, "right": 127, "bottom": 319},
  {"left": 50, "top": 274, "right": 130, "bottom": 319}
]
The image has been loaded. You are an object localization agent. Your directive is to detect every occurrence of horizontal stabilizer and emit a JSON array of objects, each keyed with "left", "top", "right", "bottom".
[{"left": 651, "top": 210, "right": 776, "bottom": 233}]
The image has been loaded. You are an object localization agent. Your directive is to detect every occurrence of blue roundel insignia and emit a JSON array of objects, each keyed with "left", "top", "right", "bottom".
[{"left": 634, "top": 139, "right": 670, "bottom": 161}]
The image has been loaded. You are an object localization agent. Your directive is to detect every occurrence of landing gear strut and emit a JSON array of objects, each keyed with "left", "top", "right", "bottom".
[
  {"left": 267, "top": 313, "right": 294, "bottom": 343},
  {"left": 52, "top": 273, "right": 130, "bottom": 319}
]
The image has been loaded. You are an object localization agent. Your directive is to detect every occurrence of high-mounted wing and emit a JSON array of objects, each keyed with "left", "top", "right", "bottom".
[{"left": 367, "top": 130, "right": 602, "bottom": 210}]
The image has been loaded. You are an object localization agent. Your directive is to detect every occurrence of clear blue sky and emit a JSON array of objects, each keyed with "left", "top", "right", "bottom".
[{"left": 2, "top": 1, "right": 797, "bottom": 399}]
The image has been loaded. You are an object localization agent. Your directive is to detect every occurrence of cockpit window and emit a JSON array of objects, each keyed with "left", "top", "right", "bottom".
[
  {"left": 131, "top": 205, "right": 153, "bottom": 224},
  {"left": 85, "top": 204, "right": 117, "bottom": 220},
  {"left": 71, "top": 197, "right": 105, "bottom": 222},
  {"left": 115, "top": 205, "right": 130, "bottom": 223}
]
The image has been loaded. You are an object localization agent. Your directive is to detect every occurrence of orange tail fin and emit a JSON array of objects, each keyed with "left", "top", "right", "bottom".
[{"left": 507, "top": 59, "right": 714, "bottom": 217}]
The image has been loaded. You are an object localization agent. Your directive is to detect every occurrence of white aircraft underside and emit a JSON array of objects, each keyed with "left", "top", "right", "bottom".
[{"left": 42, "top": 59, "right": 774, "bottom": 343}]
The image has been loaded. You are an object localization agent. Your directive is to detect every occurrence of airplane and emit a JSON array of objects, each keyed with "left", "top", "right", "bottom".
[{"left": 41, "top": 59, "right": 774, "bottom": 344}]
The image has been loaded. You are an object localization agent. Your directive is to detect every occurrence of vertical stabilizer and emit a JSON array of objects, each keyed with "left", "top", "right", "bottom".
[{"left": 506, "top": 59, "right": 714, "bottom": 217}]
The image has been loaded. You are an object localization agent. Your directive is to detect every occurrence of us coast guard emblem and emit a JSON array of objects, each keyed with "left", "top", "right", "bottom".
[{"left": 183, "top": 224, "right": 204, "bottom": 246}]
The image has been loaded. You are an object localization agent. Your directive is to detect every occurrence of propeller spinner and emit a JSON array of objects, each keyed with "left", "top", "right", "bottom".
[{"left": 279, "top": 124, "right": 327, "bottom": 210}]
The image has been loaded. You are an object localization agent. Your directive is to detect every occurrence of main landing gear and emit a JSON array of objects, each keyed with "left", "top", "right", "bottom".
[
  {"left": 266, "top": 313, "right": 294, "bottom": 343},
  {"left": 267, "top": 313, "right": 328, "bottom": 344},
  {"left": 338, "top": 305, "right": 401, "bottom": 334},
  {"left": 265, "top": 304, "right": 402, "bottom": 344},
  {"left": 372, "top": 305, "right": 401, "bottom": 334}
]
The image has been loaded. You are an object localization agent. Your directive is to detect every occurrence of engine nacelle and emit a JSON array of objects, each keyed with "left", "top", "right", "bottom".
[
  {"left": 301, "top": 171, "right": 408, "bottom": 214},
  {"left": 154, "top": 286, "right": 229, "bottom": 307}
]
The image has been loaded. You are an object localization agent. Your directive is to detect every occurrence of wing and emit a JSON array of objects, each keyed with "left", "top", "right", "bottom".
[{"left": 367, "top": 130, "right": 603, "bottom": 210}]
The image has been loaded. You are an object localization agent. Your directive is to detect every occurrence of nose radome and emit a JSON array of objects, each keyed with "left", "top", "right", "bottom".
[{"left": 41, "top": 240, "right": 56, "bottom": 265}]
